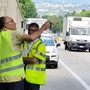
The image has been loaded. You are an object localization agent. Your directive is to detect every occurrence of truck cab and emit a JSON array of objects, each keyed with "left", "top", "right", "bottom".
[{"left": 63, "top": 16, "right": 90, "bottom": 52}]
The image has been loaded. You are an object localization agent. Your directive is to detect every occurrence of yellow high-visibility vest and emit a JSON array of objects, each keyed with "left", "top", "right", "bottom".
[
  {"left": 0, "top": 30, "right": 25, "bottom": 82},
  {"left": 23, "top": 39, "right": 46, "bottom": 85}
]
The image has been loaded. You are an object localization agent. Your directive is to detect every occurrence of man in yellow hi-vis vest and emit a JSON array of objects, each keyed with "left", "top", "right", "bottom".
[
  {"left": 0, "top": 16, "right": 49, "bottom": 90},
  {"left": 23, "top": 23, "right": 46, "bottom": 90}
]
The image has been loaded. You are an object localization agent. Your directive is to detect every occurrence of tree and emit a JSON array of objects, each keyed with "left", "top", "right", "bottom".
[
  {"left": 44, "top": 15, "right": 63, "bottom": 33},
  {"left": 19, "top": 0, "right": 30, "bottom": 18},
  {"left": 75, "top": 10, "right": 90, "bottom": 17},
  {"left": 25, "top": 2, "right": 37, "bottom": 18},
  {"left": 19, "top": 0, "right": 37, "bottom": 18},
  {"left": 65, "top": 10, "right": 90, "bottom": 17}
]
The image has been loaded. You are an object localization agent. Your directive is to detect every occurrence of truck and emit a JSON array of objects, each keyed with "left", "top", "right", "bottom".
[
  {"left": 63, "top": 16, "right": 90, "bottom": 52},
  {"left": 24, "top": 18, "right": 50, "bottom": 34}
]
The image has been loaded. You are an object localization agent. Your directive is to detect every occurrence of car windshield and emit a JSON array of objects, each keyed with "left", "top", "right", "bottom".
[{"left": 41, "top": 36, "right": 55, "bottom": 46}]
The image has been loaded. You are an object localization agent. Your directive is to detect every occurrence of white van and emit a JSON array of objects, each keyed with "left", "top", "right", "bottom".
[{"left": 40, "top": 34, "right": 60, "bottom": 68}]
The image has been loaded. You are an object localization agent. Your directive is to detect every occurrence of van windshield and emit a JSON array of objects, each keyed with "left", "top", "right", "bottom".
[
  {"left": 41, "top": 36, "right": 55, "bottom": 46},
  {"left": 71, "top": 27, "right": 90, "bottom": 35}
]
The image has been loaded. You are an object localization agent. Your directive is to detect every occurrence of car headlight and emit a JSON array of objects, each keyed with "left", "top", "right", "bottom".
[
  {"left": 69, "top": 38, "right": 76, "bottom": 41},
  {"left": 69, "top": 39, "right": 76, "bottom": 42},
  {"left": 69, "top": 37, "right": 76, "bottom": 42},
  {"left": 87, "top": 40, "right": 90, "bottom": 42}
]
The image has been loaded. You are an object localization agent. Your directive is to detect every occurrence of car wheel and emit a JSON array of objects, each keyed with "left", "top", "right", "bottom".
[
  {"left": 69, "top": 46, "right": 72, "bottom": 51},
  {"left": 54, "top": 62, "right": 58, "bottom": 68}
]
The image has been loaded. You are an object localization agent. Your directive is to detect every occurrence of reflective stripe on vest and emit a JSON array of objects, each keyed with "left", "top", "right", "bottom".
[
  {"left": 0, "top": 64, "right": 24, "bottom": 73},
  {"left": 36, "top": 51, "right": 46, "bottom": 64},
  {"left": 36, "top": 51, "right": 46, "bottom": 58},
  {"left": 37, "top": 60, "right": 46, "bottom": 64},
  {"left": 0, "top": 53, "right": 22, "bottom": 64},
  {"left": 27, "top": 65, "right": 45, "bottom": 71},
  {"left": 22, "top": 39, "right": 39, "bottom": 55}
]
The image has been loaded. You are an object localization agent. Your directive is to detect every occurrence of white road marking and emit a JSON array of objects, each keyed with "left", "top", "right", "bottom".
[{"left": 59, "top": 59, "right": 90, "bottom": 90}]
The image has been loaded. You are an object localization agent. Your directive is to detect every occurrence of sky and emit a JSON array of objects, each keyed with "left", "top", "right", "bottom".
[{"left": 32, "top": 0, "right": 90, "bottom": 4}]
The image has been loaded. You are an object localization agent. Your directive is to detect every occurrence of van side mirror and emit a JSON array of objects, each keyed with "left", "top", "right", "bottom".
[
  {"left": 26, "top": 24, "right": 29, "bottom": 30},
  {"left": 56, "top": 43, "right": 60, "bottom": 47},
  {"left": 66, "top": 32, "right": 70, "bottom": 36},
  {"left": 49, "top": 22, "right": 52, "bottom": 29}
]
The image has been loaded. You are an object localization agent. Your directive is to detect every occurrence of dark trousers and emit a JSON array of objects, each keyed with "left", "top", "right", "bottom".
[
  {"left": 24, "top": 79, "right": 40, "bottom": 90},
  {"left": 0, "top": 80, "right": 24, "bottom": 90}
]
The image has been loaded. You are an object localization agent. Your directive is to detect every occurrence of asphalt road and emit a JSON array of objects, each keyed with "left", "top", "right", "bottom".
[{"left": 41, "top": 42, "right": 90, "bottom": 90}]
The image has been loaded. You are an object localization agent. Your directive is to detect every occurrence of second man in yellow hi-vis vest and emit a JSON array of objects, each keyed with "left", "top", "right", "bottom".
[{"left": 23, "top": 23, "right": 46, "bottom": 90}]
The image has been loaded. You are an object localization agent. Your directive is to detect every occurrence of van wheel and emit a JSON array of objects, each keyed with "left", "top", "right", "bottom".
[
  {"left": 65, "top": 44, "right": 68, "bottom": 50},
  {"left": 89, "top": 49, "right": 90, "bottom": 52},
  {"left": 69, "top": 47, "right": 72, "bottom": 51}
]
